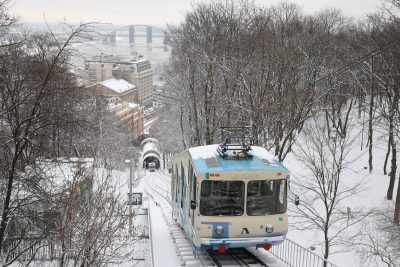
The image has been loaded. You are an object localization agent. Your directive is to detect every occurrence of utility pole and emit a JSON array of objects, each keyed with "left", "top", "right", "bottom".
[{"left": 129, "top": 159, "right": 135, "bottom": 235}]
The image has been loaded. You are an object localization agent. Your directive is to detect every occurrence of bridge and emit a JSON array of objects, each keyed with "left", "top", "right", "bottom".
[{"left": 102, "top": 24, "right": 166, "bottom": 45}]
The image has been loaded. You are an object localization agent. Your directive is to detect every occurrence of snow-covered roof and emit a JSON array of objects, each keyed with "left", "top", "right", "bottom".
[
  {"left": 128, "top": 103, "right": 139, "bottom": 108},
  {"left": 248, "top": 146, "right": 278, "bottom": 164},
  {"left": 189, "top": 144, "right": 219, "bottom": 160},
  {"left": 99, "top": 78, "right": 136, "bottom": 94},
  {"left": 189, "top": 145, "right": 278, "bottom": 161},
  {"left": 143, "top": 152, "right": 160, "bottom": 160},
  {"left": 140, "top": 138, "right": 159, "bottom": 149},
  {"left": 188, "top": 145, "right": 286, "bottom": 173}
]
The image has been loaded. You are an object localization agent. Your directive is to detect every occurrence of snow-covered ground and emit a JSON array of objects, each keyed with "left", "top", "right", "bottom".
[
  {"left": 284, "top": 116, "right": 397, "bottom": 267},
  {"left": 141, "top": 116, "right": 396, "bottom": 267},
  {"left": 13, "top": 117, "right": 396, "bottom": 267}
]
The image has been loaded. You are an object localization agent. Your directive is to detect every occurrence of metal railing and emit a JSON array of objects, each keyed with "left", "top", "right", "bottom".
[
  {"left": 269, "top": 238, "right": 337, "bottom": 267},
  {"left": 148, "top": 204, "right": 155, "bottom": 267}
]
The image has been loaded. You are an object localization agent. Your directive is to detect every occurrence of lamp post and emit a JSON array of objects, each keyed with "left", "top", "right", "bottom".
[{"left": 125, "top": 159, "right": 135, "bottom": 235}]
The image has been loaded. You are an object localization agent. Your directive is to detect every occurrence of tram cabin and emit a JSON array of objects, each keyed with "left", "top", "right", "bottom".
[
  {"left": 149, "top": 162, "right": 156, "bottom": 172},
  {"left": 171, "top": 144, "right": 290, "bottom": 251}
]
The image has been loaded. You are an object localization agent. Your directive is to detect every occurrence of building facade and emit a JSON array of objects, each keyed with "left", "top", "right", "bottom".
[
  {"left": 86, "top": 78, "right": 138, "bottom": 103},
  {"left": 86, "top": 78, "right": 144, "bottom": 138},
  {"left": 83, "top": 54, "right": 153, "bottom": 107},
  {"left": 108, "top": 100, "right": 144, "bottom": 139}
]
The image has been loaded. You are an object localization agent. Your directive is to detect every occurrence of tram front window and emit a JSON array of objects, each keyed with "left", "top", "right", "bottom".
[
  {"left": 247, "top": 179, "right": 287, "bottom": 215},
  {"left": 200, "top": 181, "right": 244, "bottom": 216}
]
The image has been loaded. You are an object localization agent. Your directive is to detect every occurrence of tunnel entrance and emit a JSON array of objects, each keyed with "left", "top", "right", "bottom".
[{"left": 143, "top": 154, "right": 160, "bottom": 169}]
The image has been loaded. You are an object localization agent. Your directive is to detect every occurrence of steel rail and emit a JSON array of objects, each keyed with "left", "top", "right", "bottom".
[
  {"left": 146, "top": 173, "right": 171, "bottom": 205},
  {"left": 207, "top": 248, "right": 268, "bottom": 267},
  {"left": 148, "top": 204, "right": 155, "bottom": 267},
  {"left": 145, "top": 173, "right": 172, "bottom": 205}
]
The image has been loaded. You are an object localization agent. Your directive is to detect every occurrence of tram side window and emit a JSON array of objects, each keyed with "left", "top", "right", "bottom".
[
  {"left": 188, "top": 163, "right": 193, "bottom": 215},
  {"left": 192, "top": 174, "right": 197, "bottom": 203},
  {"left": 181, "top": 163, "right": 185, "bottom": 208},
  {"left": 175, "top": 165, "right": 179, "bottom": 203},
  {"left": 200, "top": 181, "right": 244, "bottom": 216},
  {"left": 171, "top": 166, "right": 175, "bottom": 203},
  {"left": 246, "top": 179, "right": 287, "bottom": 216}
]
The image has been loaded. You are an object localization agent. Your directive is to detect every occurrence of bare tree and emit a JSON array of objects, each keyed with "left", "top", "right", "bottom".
[
  {"left": 356, "top": 204, "right": 400, "bottom": 267},
  {"left": 0, "top": 21, "right": 94, "bottom": 261},
  {"left": 290, "top": 114, "right": 366, "bottom": 265}
]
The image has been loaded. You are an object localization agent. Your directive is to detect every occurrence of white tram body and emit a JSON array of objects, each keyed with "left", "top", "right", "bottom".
[{"left": 171, "top": 144, "right": 289, "bottom": 251}]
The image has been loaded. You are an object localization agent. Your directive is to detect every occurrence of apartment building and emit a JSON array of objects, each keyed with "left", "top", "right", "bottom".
[
  {"left": 108, "top": 99, "right": 144, "bottom": 139},
  {"left": 86, "top": 78, "right": 144, "bottom": 138},
  {"left": 83, "top": 54, "right": 153, "bottom": 107}
]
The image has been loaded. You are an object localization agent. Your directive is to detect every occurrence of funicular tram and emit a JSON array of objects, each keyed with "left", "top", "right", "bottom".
[{"left": 171, "top": 127, "right": 298, "bottom": 252}]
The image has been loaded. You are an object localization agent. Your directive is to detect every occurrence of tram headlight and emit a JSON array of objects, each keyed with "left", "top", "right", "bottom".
[
  {"left": 266, "top": 225, "right": 274, "bottom": 233},
  {"left": 215, "top": 226, "right": 224, "bottom": 235}
]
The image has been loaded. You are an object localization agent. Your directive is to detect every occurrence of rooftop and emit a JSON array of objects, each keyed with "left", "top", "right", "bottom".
[
  {"left": 99, "top": 78, "right": 136, "bottom": 94},
  {"left": 188, "top": 145, "right": 288, "bottom": 173}
]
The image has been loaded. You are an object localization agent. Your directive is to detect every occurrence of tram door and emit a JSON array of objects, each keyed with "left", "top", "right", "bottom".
[{"left": 188, "top": 163, "right": 197, "bottom": 227}]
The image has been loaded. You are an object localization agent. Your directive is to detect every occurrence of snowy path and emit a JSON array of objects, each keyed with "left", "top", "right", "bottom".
[
  {"left": 149, "top": 200, "right": 181, "bottom": 267},
  {"left": 143, "top": 171, "right": 182, "bottom": 267}
]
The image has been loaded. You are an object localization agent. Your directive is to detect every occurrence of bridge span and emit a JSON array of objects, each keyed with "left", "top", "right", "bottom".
[{"left": 102, "top": 24, "right": 166, "bottom": 44}]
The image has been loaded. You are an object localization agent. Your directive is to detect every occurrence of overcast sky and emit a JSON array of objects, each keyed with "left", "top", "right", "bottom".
[{"left": 10, "top": 0, "right": 384, "bottom": 26}]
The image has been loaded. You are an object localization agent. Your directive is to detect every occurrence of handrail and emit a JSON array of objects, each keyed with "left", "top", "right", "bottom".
[
  {"left": 269, "top": 238, "right": 337, "bottom": 267},
  {"left": 148, "top": 204, "right": 155, "bottom": 267}
]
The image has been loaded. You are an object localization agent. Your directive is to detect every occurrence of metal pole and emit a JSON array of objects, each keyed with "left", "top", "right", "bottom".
[{"left": 129, "top": 159, "right": 133, "bottom": 235}]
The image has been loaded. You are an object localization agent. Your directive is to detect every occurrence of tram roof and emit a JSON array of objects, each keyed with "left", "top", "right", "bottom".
[{"left": 188, "top": 145, "right": 288, "bottom": 173}]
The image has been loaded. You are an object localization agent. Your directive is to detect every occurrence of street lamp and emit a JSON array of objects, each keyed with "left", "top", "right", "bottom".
[{"left": 125, "top": 159, "right": 136, "bottom": 235}]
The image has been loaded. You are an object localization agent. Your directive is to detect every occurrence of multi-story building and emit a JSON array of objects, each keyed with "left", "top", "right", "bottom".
[
  {"left": 83, "top": 54, "right": 153, "bottom": 107},
  {"left": 86, "top": 78, "right": 144, "bottom": 138},
  {"left": 86, "top": 78, "right": 138, "bottom": 103},
  {"left": 108, "top": 99, "right": 144, "bottom": 139}
]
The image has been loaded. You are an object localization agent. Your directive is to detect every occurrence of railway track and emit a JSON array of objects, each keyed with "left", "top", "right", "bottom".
[
  {"left": 148, "top": 172, "right": 169, "bottom": 194},
  {"left": 207, "top": 248, "right": 268, "bottom": 267},
  {"left": 158, "top": 173, "right": 170, "bottom": 188},
  {"left": 145, "top": 172, "right": 171, "bottom": 205},
  {"left": 144, "top": 172, "right": 272, "bottom": 267}
]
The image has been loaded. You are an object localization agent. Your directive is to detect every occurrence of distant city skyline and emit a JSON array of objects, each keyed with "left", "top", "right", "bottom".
[{"left": 11, "top": 0, "right": 384, "bottom": 26}]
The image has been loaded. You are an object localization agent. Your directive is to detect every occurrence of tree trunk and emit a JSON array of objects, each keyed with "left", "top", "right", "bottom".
[
  {"left": 384, "top": 137, "right": 391, "bottom": 175},
  {"left": 368, "top": 94, "right": 374, "bottom": 172},
  {"left": 323, "top": 226, "right": 329, "bottom": 267},
  {"left": 179, "top": 103, "right": 186, "bottom": 149},
  {"left": 387, "top": 139, "right": 396, "bottom": 200},
  {"left": 368, "top": 59, "right": 374, "bottom": 172},
  {"left": 387, "top": 85, "right": 399, "bottom": 200},
  {"left": 0, "top": 143, "right": 22, "bottom": 254},
  {"left": 394, "top": 172, "right": 400, "bottom": 224}
]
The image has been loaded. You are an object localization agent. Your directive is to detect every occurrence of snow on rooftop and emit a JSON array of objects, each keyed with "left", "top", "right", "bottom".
[
  {"left": 99, "top": 78, "right": 136, "bottom": 94},
  {"left": 189, "top": 144, "right": 278, "bottom": 162},
  {"left": 128, "top": 103, "right": 139, "bottom": 108},
  {"left": 189, "top": 144, "right": 220, "bottom": 160},
  {"left": 248, "top": 146, "right": 278, "bottom": 163}
]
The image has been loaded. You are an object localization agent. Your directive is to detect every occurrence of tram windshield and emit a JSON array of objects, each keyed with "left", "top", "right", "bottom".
[
  {"left": 246, "top": 179, "right": 287, "bottom": 215},
  {"left": 200, "top": 181, "right": 244, "bottom": 216}
]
